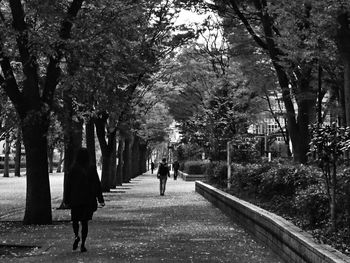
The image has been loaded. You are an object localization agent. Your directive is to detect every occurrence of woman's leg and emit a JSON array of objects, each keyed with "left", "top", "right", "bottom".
[
  {"left": 81, "top": 220, "right": 88, "bottom": 252},
  {"left": 72, "top": 220, "right": 80, "bottom": 250},
  {"left": 73, "top": 220, "right": 79, "bottom": 237}
]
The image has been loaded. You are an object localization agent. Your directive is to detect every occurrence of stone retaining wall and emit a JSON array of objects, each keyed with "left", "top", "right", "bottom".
[
  {"left": 178, "top": 171, "right": 206, "bottom": 182},
  {"left": 195, "top": 181, "right": 350, "bottom": 263}
]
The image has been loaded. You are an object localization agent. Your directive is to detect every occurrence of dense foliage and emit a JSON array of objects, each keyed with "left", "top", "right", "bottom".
[{"left": 202, "top": 158, "right": 350, "bottom": 255}]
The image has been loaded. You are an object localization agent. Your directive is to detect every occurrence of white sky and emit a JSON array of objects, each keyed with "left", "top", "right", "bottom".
[
  {"left": 174, "top": 9, "right": 224, "bottom": 47},
  {"left": 174, "top": 9, "right": 209, "bottom": 26}
]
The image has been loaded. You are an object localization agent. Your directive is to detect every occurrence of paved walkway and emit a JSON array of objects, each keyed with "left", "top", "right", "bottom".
[{"left": 0, "top": 172, "right": 283, "bottom": 262}]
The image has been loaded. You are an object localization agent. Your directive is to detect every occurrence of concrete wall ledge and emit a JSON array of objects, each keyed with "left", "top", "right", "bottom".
[
  {"left": 179, "top": 171, "right": 206, "bottom": 182},
  {"left": 195, "top": 181, "right": 350, "bottom": 263}
]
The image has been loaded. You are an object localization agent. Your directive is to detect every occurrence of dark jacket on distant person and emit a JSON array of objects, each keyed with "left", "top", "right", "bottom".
[
  {"left": 157, "top": 162, "right": 170, "bottom": 178},
  {"left": 173, "top": 161, "right": 180, "bottom": 171}
]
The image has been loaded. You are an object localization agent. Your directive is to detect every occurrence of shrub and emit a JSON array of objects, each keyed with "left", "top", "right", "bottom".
[
  {"left": 205, "top": 161, "right": 227, "bottom": 187},
  {"left": 183, "top": 160, "right": 207, "bottom": 175},
  {"left": 335, "top": 168, "right": 350, "bottom": 225},
  {"left": 231, "top": 162, "right": 272, "bottom": 195},
  {"left": 257, "top": 163, "right": 320, "bottom": 200},
  {"left": 294, "top": 184, "right": 329, "bottom": 228}
]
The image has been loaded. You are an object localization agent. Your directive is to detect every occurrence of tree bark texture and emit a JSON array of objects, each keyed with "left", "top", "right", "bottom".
[
  {"left": 95, "top": 113, "right": 117, "bottom": 192},
  {"left": 108, "top": 132, "right": 117, "bottom": 188},
  {"left": 86, "top": 118, "right": 97, "bottom": 168},
  {"left": 115, "top": 138, "right": 125, "bottom": 186},
  {"left": 337, "top": 11, "right": 350, "bottom": 126},
  {"left": 56, "top": 148, "right": 64, "bottom": 173},
  {"left": 122, "top": 136, "right": 133, "bottom": 183},
  {"left": 48, "top": 147, "right": 54, "bottom": 173},
  {"left": 22, "top": 117, "right": 52, "bottom": 225},
  {"left": 14, "top": 129, "right": 21, "bottom": 177},
  {"left": 110, "top": 137, "right": 118, "bottom": 188},
  {"left": 139, "top": 142, "right": 148, "bottom": 174},
  {"left": 3, "top": 136, "right": 10, "bottom": 177},
  {"left": 131, "top": 135, "right": 140, "bottom": 178}
]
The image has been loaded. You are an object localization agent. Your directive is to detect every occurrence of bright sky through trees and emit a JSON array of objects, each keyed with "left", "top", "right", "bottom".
[
  {"left": 175, "top": 8, "right": 223, "bottom": 46},
  {"left": 174, "top": 9, "right": 209, "bottom": 26}
]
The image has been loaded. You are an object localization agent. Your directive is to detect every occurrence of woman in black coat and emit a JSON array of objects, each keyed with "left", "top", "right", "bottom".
[{"left": 65, "top": 148, "right": 105, "bottom": 252}]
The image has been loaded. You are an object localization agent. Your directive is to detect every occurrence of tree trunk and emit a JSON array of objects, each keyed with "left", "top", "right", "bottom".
[
  {"left": 48, "top": 147, "right": 54, "bottom": 173},
  {"left": 108, "top": 132, "right": 117, "bottom": 188},
  {"left": 109, "top": 136, "right": 117, "bottom": 188},
  {"left": 336, "top": 11, "right": 350, "bottom": 126},
  {"left": 22, "top": 117, "right": 52, "bottom": 225},
  {"left": 56, "top": 148, "right": 64, "bottom": 173},
  {"left": 3, "top": 136, "right": 10, "bottom": 177},
  {"left": 101, "top": 150, "right": 112, "bottom": 192},
  {"left": 139, "top": 142, "right": 148, "bottom": 174},
  {"left": 268, "top": 48, "right": 314, "bottom": 164},
  {"left": 95, "top": 113, "right": 116, "bottom": 192},
  {"left": 343, "top": 59, "right": 350, "bottom": 126},
  {"left": 86, "top": 118, "right": 97, "bottom": 168},
  {"left": 100, "top": 128, "right": 117, "bottom": 192},
  {"left": 115, "top": 138, "right": 125, "bottom": 186},
  {"left": 317, "top": 65, "right": 323, "bottom": 125},
  {"left": 123, "top": 136, "right": 133, "bottom": 183},
  {"left": 14, "top": 129, "right": 22, "bottom": 177},
  {"left": 295, "top": 66, "right": 316, "bottom": 163},
  {"left": 131, "top": 135, "right": 140, "bottom": 178}
]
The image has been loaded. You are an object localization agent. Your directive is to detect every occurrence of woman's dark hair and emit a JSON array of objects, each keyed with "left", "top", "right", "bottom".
[{"left": 74, "top": 148, "right": 90, "bottom": 167}]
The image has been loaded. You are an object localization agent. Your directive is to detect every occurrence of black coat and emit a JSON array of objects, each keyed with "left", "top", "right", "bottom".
[{"left": 65, "top": 165, "right": 104, "bottom": 212}]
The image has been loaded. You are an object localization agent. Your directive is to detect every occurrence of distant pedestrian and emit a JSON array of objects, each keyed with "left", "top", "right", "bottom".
[
  {"left": 65, "top": 148, "right": 105, "bottom": 253},
  {"left": 157, "top": 158, "right": 170, "bottom": 196},
  {"left": 151, "top": 161, "right": 155, "bottom": 174},
  {"left": 173, "top": 160, "right": 180, "bottom": 180}
]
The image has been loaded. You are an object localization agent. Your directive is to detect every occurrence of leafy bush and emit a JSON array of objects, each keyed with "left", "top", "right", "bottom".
[
  {"left": 183, "top": 160, "right": 207, "bottom": 175},
  {"left": 230, "top": 162, "right": 272, "bottom": 194},
  {"left": 205, "top": 161, "right": 227, "bottom": 187},
  {"left": 294, "top": 184, "right": 329, "bottom": 228},
  {"left": 335, "top": 168, "right": 350, "bottom": 225},
  {"left": 205, "top": 158, "right": 350, "bottom": 256},
  {"left": 257, "top": 163, "right": 319, "bottom": 200}
]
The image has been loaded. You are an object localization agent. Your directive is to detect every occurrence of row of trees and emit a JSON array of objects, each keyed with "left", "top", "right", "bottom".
[
  {"left": 163, "top": 0, "right": 350, "bottom": 164},
  {"left": 210, "top": 0, "right": 350, "bottom": 163},
  {"left": 0, "top": 0, "right": 194, "bottom": 225}
]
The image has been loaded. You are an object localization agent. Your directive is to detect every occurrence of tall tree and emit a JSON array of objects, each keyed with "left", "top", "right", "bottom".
[
  {"left": 200, "top": 0, "right": 322, "bottom": 163},
  {"left": 0, "top": 1, "right": 84, "bottom": 224}
]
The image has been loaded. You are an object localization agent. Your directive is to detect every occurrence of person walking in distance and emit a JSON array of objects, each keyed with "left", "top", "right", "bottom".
[
  {"left": 172, "top": 160, "right": 180, "bottom": 180},
  {"left": 157, "top": 158, "right": 170, "bottom": 196},
  {"left": 65, "top": 147, "right": 105, "bottom": 252},
  {"left": 151, "top": 161, "right": 155, "bottom": 174}
]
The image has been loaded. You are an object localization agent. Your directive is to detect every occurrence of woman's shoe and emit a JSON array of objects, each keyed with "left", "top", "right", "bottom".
[
  {"left": 73, "top": 236, "right": 80, "bottom": 250},
  {"left": 80, "top": 245, "right": 87, "bottom": 252}
]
